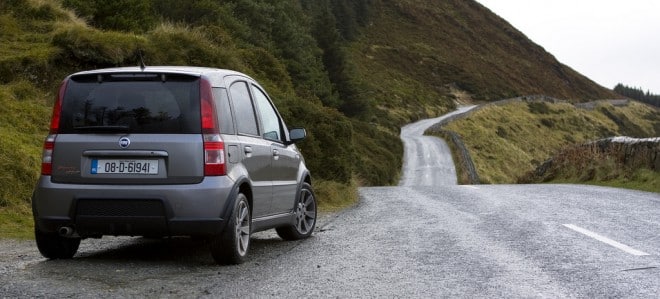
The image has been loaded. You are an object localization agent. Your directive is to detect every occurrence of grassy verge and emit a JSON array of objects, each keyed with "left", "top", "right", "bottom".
[
  {"left": 0, "top": 207, "right": 34, "bottom": 240},
  {"left": 315, "top": 179, "right": 360, "bottom": 212},
  {"left": 551, "top": 171, "right": 659, "bottom": 194}
]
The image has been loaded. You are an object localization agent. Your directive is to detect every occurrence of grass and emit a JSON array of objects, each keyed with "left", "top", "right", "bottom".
[
  {"left": 314, "top": 179, "right": 360, "bottom": 212},
  {"left": 0, "top": 82, "right": 51, "bottom": 240},
  {"left": 436, "top": 100, "right": 659, "bottom": 190},
  {"left": 522, "top": 137, "right": 659, "bottom": 193},
  {"left": 0, "top": 207, "right": 34, "bottom": 239},
  {"left": 585, "top": 168, "right": 659, "bottom": 193},
  {"left": 551, "top": 170, "right": 659, "bottom": 194},
  {"left": 0, "top": 82, "right": 51, "bottom": 208}
]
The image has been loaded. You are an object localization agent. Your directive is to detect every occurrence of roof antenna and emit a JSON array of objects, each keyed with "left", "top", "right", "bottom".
[{"left": 138, "top": 50, "right": 146, "bottom": 71}]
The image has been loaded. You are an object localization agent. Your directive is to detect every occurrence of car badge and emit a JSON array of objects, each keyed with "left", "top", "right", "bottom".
[{"left": 119, "top": 137, "right": 131, "bottom": 148}]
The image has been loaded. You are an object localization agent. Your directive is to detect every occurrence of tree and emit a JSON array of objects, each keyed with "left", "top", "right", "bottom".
[
  {"left": 301, "top": 0, "right": 373, "bottom": 117},
  {"left": 614, "top": 83, "right": 660, "bottom": 107}
]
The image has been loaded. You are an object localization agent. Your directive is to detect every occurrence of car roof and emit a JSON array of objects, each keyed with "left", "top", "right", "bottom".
[{"left": 70, "top": 66, "right": 254, "bottom": 84}]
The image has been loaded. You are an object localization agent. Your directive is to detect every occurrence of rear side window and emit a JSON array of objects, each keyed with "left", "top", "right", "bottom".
[
  {"left": 212, "top": 87, "right": 235, "bottom": 134},
  {"left": 59, "top": 74, "right": 201, "bottom": 134},
  {"left": 230, "top": 82, "right": 259, "bottom": 136}
]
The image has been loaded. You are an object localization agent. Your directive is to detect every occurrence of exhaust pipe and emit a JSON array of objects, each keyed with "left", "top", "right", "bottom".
[{"left": 58, "top": 226, "right": 74, "bottom": 237}]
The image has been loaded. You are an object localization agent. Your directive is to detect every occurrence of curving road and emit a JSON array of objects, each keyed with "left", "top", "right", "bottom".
[
  {"left": 400, "top": 105, "right": 476, "bottom": 186},
  {"left": 2, "top": 108, "right": 660, "bottom": 297}
]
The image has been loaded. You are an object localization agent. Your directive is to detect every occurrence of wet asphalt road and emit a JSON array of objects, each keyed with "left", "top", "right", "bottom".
[
  {"left": 1, "top": 108, "right": 659, "bottom": 297},
  {"left": 400, "top": 105, "right": 476, "bottom": 186}
]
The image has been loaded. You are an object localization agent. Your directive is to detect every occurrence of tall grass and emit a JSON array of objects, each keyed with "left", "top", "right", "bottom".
[
  {"left": 0, "top": 82, "right": 51, "bottom": 208},
  {"left": 521, "top": 138, "right": 659, "bottom": 193}
]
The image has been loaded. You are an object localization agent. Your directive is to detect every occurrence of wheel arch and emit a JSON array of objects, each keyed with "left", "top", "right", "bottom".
[{"left": 222, "top": 177, "right": 253, "bottom": 221}]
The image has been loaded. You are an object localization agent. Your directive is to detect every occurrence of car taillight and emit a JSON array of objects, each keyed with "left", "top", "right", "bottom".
[
  {"left": 41, "top": 134, "right": 56, "bottom": 175},
  {"left": 204, "top": 133, "right": 226, "bottom": 175},
  {"left": 41, "top": 80, "right": 67, "bottom": 175},
  {"left": 200, "top": 78, "right": 226, "bottom": 176}
]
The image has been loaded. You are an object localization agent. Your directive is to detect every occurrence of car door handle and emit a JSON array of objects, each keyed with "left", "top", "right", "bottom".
[
  {"left": 272, "top": 149, "right": 279, "bottom": 157},
  {"left": 244, "top": 146, "right": 253, "bottom": 155}
]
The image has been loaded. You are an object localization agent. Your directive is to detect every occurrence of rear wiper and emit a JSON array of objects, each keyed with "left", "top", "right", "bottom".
[{"left": 73, "top": 125, "right": 130, "bottom": 133}]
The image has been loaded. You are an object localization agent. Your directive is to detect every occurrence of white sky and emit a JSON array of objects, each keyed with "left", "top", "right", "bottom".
[{"left": 476, "top": 0, "right": 660, "bottom": 94}]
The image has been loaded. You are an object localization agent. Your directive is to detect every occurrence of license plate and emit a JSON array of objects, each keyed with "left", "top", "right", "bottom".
[{"left": 91, "top": 159, "right": 158, "bottom": 175}]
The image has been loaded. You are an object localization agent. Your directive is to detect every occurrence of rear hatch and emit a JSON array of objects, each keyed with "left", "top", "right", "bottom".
[{"left": 52, "top": 72, "right": 204, "bottom": 184}]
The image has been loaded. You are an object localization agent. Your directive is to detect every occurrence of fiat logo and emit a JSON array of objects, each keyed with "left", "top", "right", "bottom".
[{"left": 119, "top": 137, "right": 131, "bottom": 148}]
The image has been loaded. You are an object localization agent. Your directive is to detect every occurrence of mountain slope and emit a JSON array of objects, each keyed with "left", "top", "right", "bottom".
[{"left": 346, "top": 0, "right": 618, "bottom": 125}]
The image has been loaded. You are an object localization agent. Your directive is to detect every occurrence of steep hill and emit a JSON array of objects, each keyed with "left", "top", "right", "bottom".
[
  {"left": 0, "top": 0, "right": 627, "bottom": 220},
  {"left": 345, "top": 0, "right": 618, "bottom": 125}
]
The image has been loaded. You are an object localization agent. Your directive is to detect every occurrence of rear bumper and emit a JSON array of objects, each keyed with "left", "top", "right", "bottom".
[
  {"left": 35, "top": 216, "right": 225, "bottom": 237},
  {"left": 32, "top": 176, "right": 236, "bottom": 237}
]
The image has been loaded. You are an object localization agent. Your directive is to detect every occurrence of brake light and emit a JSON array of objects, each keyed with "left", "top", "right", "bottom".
[
  {"left": 200, "top": 78, "right": 226, "bottom": 176},
  {"left": 41, "top": 134, "right": 56, "bottom": 175},
  {"left": 41, "top": 80, "right": 67, "bottom": 175}
]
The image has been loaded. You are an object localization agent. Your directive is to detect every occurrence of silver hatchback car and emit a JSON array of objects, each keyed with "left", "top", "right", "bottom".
[{"left": 32, "top": 66, "right": 317, "bottom": 264}]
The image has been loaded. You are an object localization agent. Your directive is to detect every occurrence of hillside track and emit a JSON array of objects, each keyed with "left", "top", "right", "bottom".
[
  {"left": 400, "top": 105, "right": 477, "bottom": 186},
  {"left": 1, "top": 108, "right": 659, "bottom": 297}
]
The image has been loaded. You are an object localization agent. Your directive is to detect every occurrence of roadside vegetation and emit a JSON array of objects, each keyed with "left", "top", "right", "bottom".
[
  {"left": 433, "top": 100, "right": 659, "bottom": 191},
  {"left": 520, "top": 138, "right": 659, "bottom": 193},
  {"left": 0, "top": 82, "right": 51, "bottom": 239}
]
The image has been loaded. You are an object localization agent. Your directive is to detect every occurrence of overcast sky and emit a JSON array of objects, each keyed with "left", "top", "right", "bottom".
[{"left": 476, "top": 0, "right": 660, "bottom": 94}]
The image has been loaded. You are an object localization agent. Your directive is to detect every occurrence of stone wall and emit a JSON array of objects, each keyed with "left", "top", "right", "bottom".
[
  {"left": 591, "top": 137, "right": 660, "bottom": 170},
  {"left": 532, "top": 137, "right": 660, "bottom": 180}
]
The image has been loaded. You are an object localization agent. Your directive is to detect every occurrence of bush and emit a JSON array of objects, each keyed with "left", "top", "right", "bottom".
[
  {"left": 352, "top": 121, "right": 403, "bottom": 186},
  {"left": 290, "top": 104, "right": 355, "bottom": 184},
  {"left": 540, "top": 118, "right": 555, "bottom": 128},
  {"left": 146, "top": 24, "right": 236, "bottom": 68},
  {"left": 527, "top": 101, "right": 551, "bottom": 114},
  {"left": 52, "top": 24, "right": 147, "bottom": 67},
  {"left": 61, "top": 0, "right": 156, "bottom": 32}
]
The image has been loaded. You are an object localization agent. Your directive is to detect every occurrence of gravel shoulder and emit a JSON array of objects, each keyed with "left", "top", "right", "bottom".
[{"left": 0, "top": 212, "right": 343, "bottom": 297}]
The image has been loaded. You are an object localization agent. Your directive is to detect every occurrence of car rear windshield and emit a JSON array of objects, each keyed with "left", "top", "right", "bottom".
[{"left": 59, "top": 73, "right": 201, "bottom": 134}]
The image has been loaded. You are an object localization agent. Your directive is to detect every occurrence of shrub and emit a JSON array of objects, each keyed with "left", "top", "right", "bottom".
[
  {"left": 61, "top": 0, "right": 157, "bottom": 32},
  {"left": 540, "top": 118, "right": 555, "bottom": 128},
  {"left": 527, "top": 101, "right": 551, "bottom": 114},
  {"left": 52, "top": 24, "right": 147, "bottom": 67},
  {"left": 145, "top": 24, "right": 240, "bottom": 69},
  {"left": 290, "top": 104, "right": 355, "bottom": 184}
]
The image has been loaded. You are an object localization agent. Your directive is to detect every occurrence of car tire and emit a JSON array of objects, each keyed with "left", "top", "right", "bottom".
[
  {"left": 35, "top": 227, "right": 81, "bottom": 259},
  {"left": 276, "top": 182, "right": 317, "bottom": 241},
  {"left": 210, "top": 193, "right": 251, "bottom": 265}
]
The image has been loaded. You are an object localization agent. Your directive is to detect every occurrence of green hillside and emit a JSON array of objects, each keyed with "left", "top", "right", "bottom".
[
  {"left": 346, "top": 0, "right": 618, "bottom": 126},
  {"left": 0, "top": 0, "right": 632, "bottom": 237},
  {"left": 434, "top": 100, "right": 659, "bottom": 185}
]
